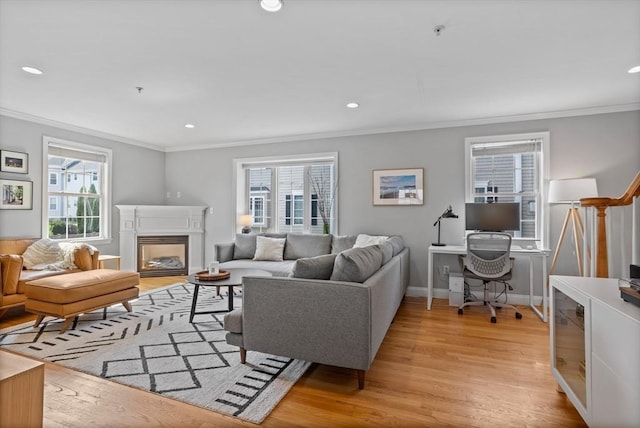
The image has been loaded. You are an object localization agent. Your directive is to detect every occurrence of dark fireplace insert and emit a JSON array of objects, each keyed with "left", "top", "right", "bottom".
[{"left": 137, "top": 235, "right": 189, "bottom": 277}]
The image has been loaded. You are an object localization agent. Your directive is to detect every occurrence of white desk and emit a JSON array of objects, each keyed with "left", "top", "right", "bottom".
[{"left": 427, "top": 245, "right": 550, "bottom": 321}]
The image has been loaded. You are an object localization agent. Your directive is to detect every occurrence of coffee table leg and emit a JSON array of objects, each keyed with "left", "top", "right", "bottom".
[
  {"left": 189, "top": 284, "right": 200, "bottom": 323},
  {"left": 228, "top": 285, "right": 234, "bottom": 312}
]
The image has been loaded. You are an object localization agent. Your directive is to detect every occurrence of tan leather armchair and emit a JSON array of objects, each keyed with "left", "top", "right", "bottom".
[{"left": 0, "top": 238, "right": 99, "bottom": 318}]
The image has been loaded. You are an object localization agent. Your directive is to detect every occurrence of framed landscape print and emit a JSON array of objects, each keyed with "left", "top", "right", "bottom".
[
  {"left": 373, "top": 168, "right": 424, "bottom": 206},
  {"left": 0, "top": 150, "right": 29, "bottom": 174},
  {"left": 0, "top": 179, "right": 33, "bottom": 210}
]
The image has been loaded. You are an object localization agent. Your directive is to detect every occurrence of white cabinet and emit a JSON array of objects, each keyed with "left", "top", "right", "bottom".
[{"left": 550, "top": 275, "right": 640, "bottom": 427}]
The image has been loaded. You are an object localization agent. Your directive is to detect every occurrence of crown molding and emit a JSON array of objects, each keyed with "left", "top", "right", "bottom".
[
  {"left": 3, "top": 103, "right": 639, "bottom": 153},
  {"left": 0, "top": 108, "right": 165, "bottom": 152},
  {"left": 165, "top": 103, "right": 640, "bottom": 152}
]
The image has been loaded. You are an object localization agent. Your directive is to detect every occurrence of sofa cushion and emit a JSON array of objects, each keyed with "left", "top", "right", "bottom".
[
  {"left": 331, "top": 234, "right": 357, "bottom": 254},
  {"left": 233, "top": 234, "right": 257, "bottom": 259},
  {"left": 284, "top": 233, "right": 332, "bottom": 260},
  {"left": 253, "top": 236, "right": 286, "bottom": 261},
  {"left": 379, "top": 242, "right": 394, "bottom": 265},
  {"left": 330, "top": 245, "right": 383, "bottom": 283},
  {"left": 387, "top": 235, "right": 405, "bottom": 256},
  {"left": 290, "top": 253, "right": 337, "bottom": 280},
  {"left": 21, "top": 238, "right": 61, "bottom": 269},
  {"left": 353, "top": 234, "right": 389, "bottom": 248},
  {"left": 1, "top": 254, "right": 24, "bottom": 295}
]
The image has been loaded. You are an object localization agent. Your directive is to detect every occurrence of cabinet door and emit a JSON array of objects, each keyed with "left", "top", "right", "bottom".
[{"left": 591, "top": 299, "right": 640, "bottom": 427}]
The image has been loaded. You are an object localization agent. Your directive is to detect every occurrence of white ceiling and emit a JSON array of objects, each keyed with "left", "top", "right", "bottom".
[{"left": 1, "top": 0, "right": 639, "bottom": 152}]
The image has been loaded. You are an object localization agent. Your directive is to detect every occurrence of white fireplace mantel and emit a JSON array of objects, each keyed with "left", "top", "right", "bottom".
[{"left": 116, "top": 205, "right": 207, "bottom": 273}]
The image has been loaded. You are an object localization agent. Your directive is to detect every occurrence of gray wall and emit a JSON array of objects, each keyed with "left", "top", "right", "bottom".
[
  {"left": 0, "top": 115, "right": 167, "bottom": 256},
  {"left": 1, "top": 111, "right": 638, "bottom": 297},
  {"left": 164, "top": 110, "right": 640, "bottom": 296}
]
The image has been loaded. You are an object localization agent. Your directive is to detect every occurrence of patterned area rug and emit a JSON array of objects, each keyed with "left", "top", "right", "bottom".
[{"left": 0, "top": 283, "right": 310, "bottom": 424}]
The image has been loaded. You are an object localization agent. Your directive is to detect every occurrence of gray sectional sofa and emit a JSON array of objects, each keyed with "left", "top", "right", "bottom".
[{"left": 216, "top": 232, "right": 409, "bottom": 389}]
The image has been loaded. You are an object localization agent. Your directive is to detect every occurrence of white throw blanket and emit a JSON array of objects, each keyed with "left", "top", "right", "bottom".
[{"left": 23, "top": 239, "right": 97, "bottom": 271}]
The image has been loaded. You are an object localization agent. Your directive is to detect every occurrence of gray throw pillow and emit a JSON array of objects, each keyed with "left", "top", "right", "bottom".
[
  {"left": 379, "top": 241, "right": 394, "bottom": 265},
  {"left": 387, "top": 235, "right": 405, "bottom": 256},
  {"left": 330, "top": 245, "right": 383, "bottom": 283},
  {"left": 233, "top": 234, "right": 257, "bottom": 259},
  {"left": 284, "top": 233, "right": 332, "bottom": 260},
  {"left": 331, "top": 234, "right": 357, "bottom": 254},
  {"left": 290, "top": 253, "right": 338, "bottom": 280}
]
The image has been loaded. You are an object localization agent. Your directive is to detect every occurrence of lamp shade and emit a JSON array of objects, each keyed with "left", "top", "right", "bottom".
[
  {"left": 239, "top": 214, "right": 253, "bottom": 227},
  {"left": 548, "top": 178, "right": 598, "bottom": 203}
]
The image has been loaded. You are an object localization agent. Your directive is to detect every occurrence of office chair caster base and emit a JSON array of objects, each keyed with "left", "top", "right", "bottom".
[
  {"left": 515, "top": 312, "right": 522, "bottom": 319},
  {"left": 490, "top": 316, "right": 497, "bottom": 323}
]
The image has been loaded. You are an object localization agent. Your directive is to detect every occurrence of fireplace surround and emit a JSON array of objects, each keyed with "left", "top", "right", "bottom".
[{"left": 116, "top": 205, "right": 207, "bottom": 274}]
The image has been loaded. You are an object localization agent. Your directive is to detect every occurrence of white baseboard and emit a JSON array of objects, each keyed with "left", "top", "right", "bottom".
[{"left": 406, "top": 286, "right": 543, "bottom": 306}]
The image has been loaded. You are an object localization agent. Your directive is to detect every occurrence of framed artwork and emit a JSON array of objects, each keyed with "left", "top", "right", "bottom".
[
  {"left": 0, "top": 150, "right": 29, "bottom": 174},
  {"left": 0, "top": 179, "right": 33, "bottom": 210},
  {"left": 372, "top": 168, "right": 424, "bottom": 206}
]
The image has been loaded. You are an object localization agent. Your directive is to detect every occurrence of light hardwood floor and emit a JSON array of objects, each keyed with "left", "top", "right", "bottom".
[{"left": 0, "top": 276, "right": 586, "bottom": 427}]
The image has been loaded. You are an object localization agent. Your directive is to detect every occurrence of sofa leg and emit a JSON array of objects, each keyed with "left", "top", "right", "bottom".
[
  {"left": 357, "top": 370, "right": 365, "bottom": 389},
  {"left": 240, "top": 347, "right": 246, "bottom": 364},
  {"left": 122, "top": 301, "right": 133, "bottom": 312}
]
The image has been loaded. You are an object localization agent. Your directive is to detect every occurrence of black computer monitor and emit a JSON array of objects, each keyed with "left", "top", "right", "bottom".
[{"left": 465, "top": 202, "right": 521, "bottom": 232}]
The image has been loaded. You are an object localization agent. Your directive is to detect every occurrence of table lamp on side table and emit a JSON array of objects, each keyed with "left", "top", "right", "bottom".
[{"left": 432, "top": 205, "right": 458, "bottom": 246}]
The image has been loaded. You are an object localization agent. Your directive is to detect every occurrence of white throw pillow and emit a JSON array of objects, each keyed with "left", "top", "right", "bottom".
[
  {"left": 353, "top": 234, "right": 389, "bottom": 248},
  {"left": 21, "top": 239, "right": 61, "bottom": 269},
  {"left": 253, "top": 236, "right": 286, "bottom": 261}
]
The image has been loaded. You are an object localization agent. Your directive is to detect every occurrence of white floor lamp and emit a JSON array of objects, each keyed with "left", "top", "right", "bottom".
[{"left": 548, "top": 178, "right": 598, "bottom": 276}]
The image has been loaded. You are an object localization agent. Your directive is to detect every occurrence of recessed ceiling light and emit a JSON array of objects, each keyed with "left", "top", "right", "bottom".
[
  {"left": 21, "top": 66, "right": 43, "bottom": 75},
  {"left": 185, "top": 124, "right": 195, "bottom": 129},
  {"left": 346, "top": 102, "right": 360, "bottom": 109},
  {"left": 628, "top": 65, "right": 640, "bottom": 74},
  {"left": 260, "top": 0, "right": 283, "bottom": 12}
]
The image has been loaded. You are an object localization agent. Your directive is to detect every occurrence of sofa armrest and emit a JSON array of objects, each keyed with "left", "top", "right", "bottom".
[
  {"left": 215, "top": 243, "right": 235, "bottom": 263},
  {"left": 241, "top": 276, "right": 372, "bottom": 370},
  {"left": 74, "top": 248, "right": 99, "bottom": 270},
  {"left": 1, "top": 254, "right": 24, "bottom": 295}
]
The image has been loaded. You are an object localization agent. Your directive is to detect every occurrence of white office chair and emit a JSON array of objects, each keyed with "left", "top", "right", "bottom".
[{"left": 457, "top": 232, "right": 522, "bottom": 323}]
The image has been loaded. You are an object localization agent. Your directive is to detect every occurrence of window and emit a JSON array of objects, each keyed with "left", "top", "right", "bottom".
[
  {"left": 42, "top": 136, "right": 112, "bottom": 242},
  {"left": 465, "top": 132, "right": 549, "bottom": 246},
  {"left": 250, "top": 195, "right": 266, "bottom": 226},
  {"left": 49, "top": 173, "right": 58, "bottom": 186},
  {"left": 235, "top": 153, "right": 338, "bottom": 234}
]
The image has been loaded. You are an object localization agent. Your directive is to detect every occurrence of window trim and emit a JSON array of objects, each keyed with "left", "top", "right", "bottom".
[
  {"left": 42, "top": 136, "right": 113, "bottom": 244},
  {"left": 464, "top": 132, "right": 550, "bottom": 248},
  {"left": 233, "top": 152, "right": 338, "bottom": 236}
]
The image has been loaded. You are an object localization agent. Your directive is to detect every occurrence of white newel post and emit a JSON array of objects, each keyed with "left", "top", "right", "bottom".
[{"left": 116, "top": 205, "right": 207, "bottom": 273}]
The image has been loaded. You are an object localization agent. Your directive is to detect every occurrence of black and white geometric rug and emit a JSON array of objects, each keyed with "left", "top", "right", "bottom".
[{"left": 0, "top": 283, "right": 310, "bottom": 424}]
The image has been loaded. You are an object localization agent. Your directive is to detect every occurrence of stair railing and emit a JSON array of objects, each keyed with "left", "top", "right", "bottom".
[{"left": 580, "top": 171, "right": 640, "bottom": 278}]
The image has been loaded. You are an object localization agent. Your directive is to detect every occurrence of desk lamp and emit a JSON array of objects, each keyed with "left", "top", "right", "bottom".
[{"left": 432, "top": 205, "right": 458, "bottom": 246}]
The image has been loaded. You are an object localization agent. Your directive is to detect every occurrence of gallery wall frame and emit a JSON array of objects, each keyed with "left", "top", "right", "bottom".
[
  {"left": 372, "top": 167, "right": 424, "bottom": 206},
  {"left": 0, "top": 150, "right": 29, "bottom": 174},
  {"left": 0, "top": 179, "right": 33, "bottom": 210}
]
